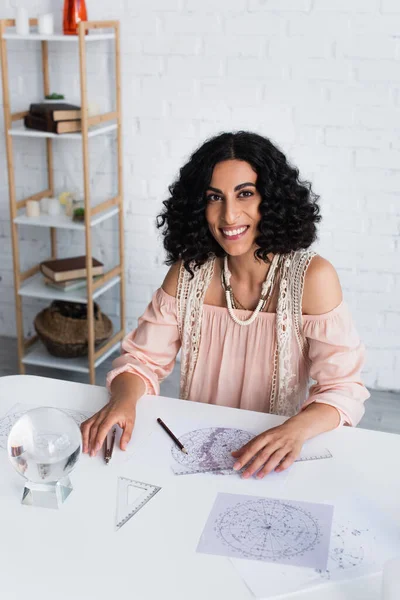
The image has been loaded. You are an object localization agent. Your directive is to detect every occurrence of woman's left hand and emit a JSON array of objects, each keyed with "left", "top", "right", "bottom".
[{"left": 231, "top": 421, "right": 306, "bottom": 479}]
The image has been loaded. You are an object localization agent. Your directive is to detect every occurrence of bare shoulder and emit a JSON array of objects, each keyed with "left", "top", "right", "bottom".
[
  {"left": 161, "top": 261, "right": 182, "bottom": 298},
  {"left": 302, "top": 255, "right": 343, "bottom": 315}
]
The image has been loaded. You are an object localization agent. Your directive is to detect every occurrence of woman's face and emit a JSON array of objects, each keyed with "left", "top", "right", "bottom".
[{"left": 205, "top": 159, "right": 262, "bottom": 257}]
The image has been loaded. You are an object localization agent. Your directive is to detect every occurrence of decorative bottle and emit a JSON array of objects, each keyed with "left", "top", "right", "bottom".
[{"left": 63, "top": 0, "right": 88, "bottom": 35}]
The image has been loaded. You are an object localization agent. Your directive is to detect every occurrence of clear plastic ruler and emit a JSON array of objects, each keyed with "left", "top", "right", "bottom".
[
  {"left": 172, "top": 448, "right": 333, "bottom": 476},
  {"left": 116, "top": 476, "right": 161, "bottom": 531},
  {"left": 295, "top": 448, "right": 332, "bottom": 462}
]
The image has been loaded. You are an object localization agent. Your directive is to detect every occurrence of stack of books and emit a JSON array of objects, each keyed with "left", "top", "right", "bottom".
[
  {"left": 24, "top": 102, "right": 82, "bottom": 134},
  {"left": 40, "top": 256, "right": 104, "bottom": 292}
]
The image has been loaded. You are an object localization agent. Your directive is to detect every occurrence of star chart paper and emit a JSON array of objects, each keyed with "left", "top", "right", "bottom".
[
  {"left": 171, "top": 426, "right": 253, "bottom": 475},
  {"left": 197, "top": 493, "right": 333, "bottom": 570},
  {"left": 231, "top": 497, "right": 400, "bottom": 598},
  {"left": 170, "top": 426, "right": 332, "bottom": 476}
]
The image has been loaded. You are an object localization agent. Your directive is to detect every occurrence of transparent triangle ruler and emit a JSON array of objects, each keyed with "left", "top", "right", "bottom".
[
  {"left": 295, "top": 448, "right": 332, "bottom": 462},
  {"left": 116, "top": 477, "right": 161, "bottom": 531}
]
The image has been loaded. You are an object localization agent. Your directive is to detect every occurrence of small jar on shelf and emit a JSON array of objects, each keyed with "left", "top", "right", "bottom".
[{"left": 59, "top": 190, "right": 78, "bottom": 217}]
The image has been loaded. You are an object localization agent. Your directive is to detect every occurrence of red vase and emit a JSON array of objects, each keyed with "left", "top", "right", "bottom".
[{"left": 63, "top": 0, "right": 88, "bottom": 36}]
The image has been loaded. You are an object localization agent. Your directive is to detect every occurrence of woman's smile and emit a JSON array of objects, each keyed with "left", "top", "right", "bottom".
[{"left": 220, "top": 225, "right": 250, "bottom": 241}]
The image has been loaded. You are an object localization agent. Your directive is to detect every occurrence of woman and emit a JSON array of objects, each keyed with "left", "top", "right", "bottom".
[{"left": 81, "top": 131, "right": 369, "bottom": 478}]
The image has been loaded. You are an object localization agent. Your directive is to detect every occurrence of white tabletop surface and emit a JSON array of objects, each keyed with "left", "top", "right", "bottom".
[{"left": 0, "top": 375, "right": 399, "bottom": 600}]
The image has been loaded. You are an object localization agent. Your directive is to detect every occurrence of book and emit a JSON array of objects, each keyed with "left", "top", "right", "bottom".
[
  {"left": 29, "top": 102, "right": 81, "bottom": 122},
  {"left": 43, "top": 275, "right": 102, "bottom": 292},
  {"left": 24, "top": 114, "right": 81, "bottom": 134},
  {"left": 40, "top": 256, "right": 104, "bottom": 282}
]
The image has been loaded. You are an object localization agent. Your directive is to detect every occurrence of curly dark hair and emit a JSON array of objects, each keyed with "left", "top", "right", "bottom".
[{"left": 157, "top": 131, "right": 321, "bottom": 274}]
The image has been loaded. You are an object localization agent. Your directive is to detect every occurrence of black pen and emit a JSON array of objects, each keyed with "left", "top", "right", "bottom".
[{"left": 104, "top": 428, "right": 116, "bottom": 465}]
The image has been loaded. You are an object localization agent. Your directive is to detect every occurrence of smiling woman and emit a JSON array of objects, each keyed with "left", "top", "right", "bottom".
[
  {"left": 157, "top": 131, "right": 320, "bottom": 272},
  {"left": 81, "top": 131, "right": 369, "bottom": 480},
  {"left": 206, "top": 162, "right": 261, "bottom": 255}
]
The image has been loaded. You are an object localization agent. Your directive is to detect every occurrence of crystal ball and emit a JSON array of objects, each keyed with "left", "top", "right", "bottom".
[{"left": 7, "top": 407, "right": 82, "bottom": 483}]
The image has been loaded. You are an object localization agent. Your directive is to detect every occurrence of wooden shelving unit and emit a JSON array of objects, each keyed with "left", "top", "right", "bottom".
[{"left": 0, "top": 18, "right": 125, "bottom": 384}]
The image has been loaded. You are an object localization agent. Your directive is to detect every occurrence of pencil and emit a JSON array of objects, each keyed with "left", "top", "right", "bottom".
[{"left": 157, "top": 418, "right": 188, "bottom": 454}]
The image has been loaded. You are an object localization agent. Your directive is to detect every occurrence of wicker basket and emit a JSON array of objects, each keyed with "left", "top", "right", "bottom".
[{"left": 34, "top": 300, "right": 113, "bottom": 358}]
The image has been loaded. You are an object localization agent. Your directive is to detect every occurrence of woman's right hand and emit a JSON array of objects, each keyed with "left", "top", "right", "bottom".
[
  {"left": 81, "top": 372, "right": 146, "bottom": 457},
  {"left": 81, "top": 394, "right": 137, "bottom": 456}
]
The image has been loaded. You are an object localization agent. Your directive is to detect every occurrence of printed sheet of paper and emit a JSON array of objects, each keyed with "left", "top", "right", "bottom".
[
  {"left": 125, "top": 421, "right": 253, "bottom": 478},
  {"left": 171, "top": 426, "right": 253, "bottom": 475},
  {"left": 0, "top": 402, "right": 93, "bottom": 450},
  {"left": 126, "top": 415, "right": 332, "bottom": 483},
  {"left": 170, "top": 426, "right": 332, "bottom": 476},
  {"left": 197, "top": 492, "right": 334, "bottom": 570},
  {"left": 124, "top": 421, "right": 290, "bottom": 490},
  {"left": 230, "top": 497, "right": 400, "bottom": 598},
  {"left": 164, "top": 422, "right": 290, "bottom": 480}
]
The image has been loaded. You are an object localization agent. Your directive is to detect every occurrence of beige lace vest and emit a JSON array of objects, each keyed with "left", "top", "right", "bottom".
[{"left": 176, "top": 249, "right": 316, "bottom": 417}]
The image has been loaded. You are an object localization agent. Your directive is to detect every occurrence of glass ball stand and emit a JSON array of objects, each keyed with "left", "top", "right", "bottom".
[
  {"left": 8, "top": 407, "right": 82, "bottom": 509},
  {"left": 21, "top": 476, "right": 74, "bottom": 509}
]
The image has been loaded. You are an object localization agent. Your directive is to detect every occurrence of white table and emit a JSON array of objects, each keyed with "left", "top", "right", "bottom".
[{"left": 0, "top": 375, "right": 399, "bottom": 600}]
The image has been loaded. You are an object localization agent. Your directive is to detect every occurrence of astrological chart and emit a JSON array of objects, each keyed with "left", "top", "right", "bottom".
[
  {"left": 230, "top": 498, "right": 400, "bottom": 598},
  {"left": 171, "top": 426, "right": 253, "bottom": 475},
  {"left": 170, "top": 426, "right": 332, "bottom": 476},
  {"left": 0, "top": 403, "right": 92, "bottom": 450},
  {"left": 197, "top": 493, "right": 333, "bottom": 570}
]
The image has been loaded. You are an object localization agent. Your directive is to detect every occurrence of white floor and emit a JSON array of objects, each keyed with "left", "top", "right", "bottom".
[{"left": 0, "top": 336, "right": 399, "bottom": 435}]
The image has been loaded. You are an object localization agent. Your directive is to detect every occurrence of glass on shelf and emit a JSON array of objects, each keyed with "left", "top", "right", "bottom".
[{"left": 59, "top": 190, "right": 79, "bottom": 217}]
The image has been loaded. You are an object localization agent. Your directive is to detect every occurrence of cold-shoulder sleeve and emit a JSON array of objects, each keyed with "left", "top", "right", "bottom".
[
  {"left": 302, "top": 302, "right": 370, "bottom": 426},
  {"left": 106, "top": 288, "right": 180, "bottom": 396}
]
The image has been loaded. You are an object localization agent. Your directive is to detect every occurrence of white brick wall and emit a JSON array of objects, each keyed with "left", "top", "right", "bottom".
[{"left": 0, "top": 0, "right": 399, "bottom": 391}]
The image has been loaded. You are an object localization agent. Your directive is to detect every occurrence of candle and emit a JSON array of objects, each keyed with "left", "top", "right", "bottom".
[
  {"left": 38, "top": 13, "right": 54, "bottom": 36},
  {"left": 26, "top": 200, "right": 40, "bottom": 218},
  {"left": 47, "top": 197, "right": 61, "bottom": 216},
  {"left": 39, "top": 197, "right": 49, "bottom": 214},
  {"left": 88, "top": 102, "right": 100, "bottom": 117},
  {"left": 16, "top": 8, "right": 29, "bottom": 36}
]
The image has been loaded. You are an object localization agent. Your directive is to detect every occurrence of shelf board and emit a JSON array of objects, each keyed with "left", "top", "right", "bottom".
[
  {"left": 8, "top": 123, "right": 117, "bottom": 140},
  {"left": 19, "top": 273, "right": 121, "bottom": 303},
  {"left": 22, "top": 339, "right": 121, "bottom": 373},
  {"left": 14, "top": 207, "right": 119, "bottom": 230},
  {"left": 3, "top": 31, "right": 115, "bottom": 42}
]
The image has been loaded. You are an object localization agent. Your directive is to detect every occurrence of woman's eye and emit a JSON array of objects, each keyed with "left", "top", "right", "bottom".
[
  {"left": 207, "top": 194, "right": 222, "bottom": 202},
  {"left": 239, "top": 190, "right": 253, "bottom": 198}
]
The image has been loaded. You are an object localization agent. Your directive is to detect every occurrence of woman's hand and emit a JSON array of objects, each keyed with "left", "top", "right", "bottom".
[
  {"left": 81, "top": 395, "right": 137, "bottom": 457},
  {"left": 231, "top": 420, "right": 307, "bottom": 479},
  {"left": 231, "top": 403, "right": 341, "bottom": 479},
  {"left": 81, "top": 372, "right": 146, "bottom": 457}
]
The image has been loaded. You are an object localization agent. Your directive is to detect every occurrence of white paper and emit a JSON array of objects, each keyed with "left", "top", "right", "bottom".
[
  {"left": 126, "top": 416, "right": 332, "bottom": 486},
  {"left": 170, "top": 425, "right": 332, "bottom": 476},
  {"left": 197, "top": 492, "right": 333, "bottom": 570},
  {"left": 382, "top": 559, "right": 400, "bottom": 600},
  {"left": 156, "top": 421, "right": 288, "bottom": 480},
  {"left": 171, "top": 426, "right": 253, "bottom": 475},
  {"left": 231, "top": 497, "right": 400, "bottom": 598}
]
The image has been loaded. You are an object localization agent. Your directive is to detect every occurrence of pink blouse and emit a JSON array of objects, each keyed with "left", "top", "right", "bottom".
[{"left": 107, "top": 288, "right": 369, "bottom": 426}]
